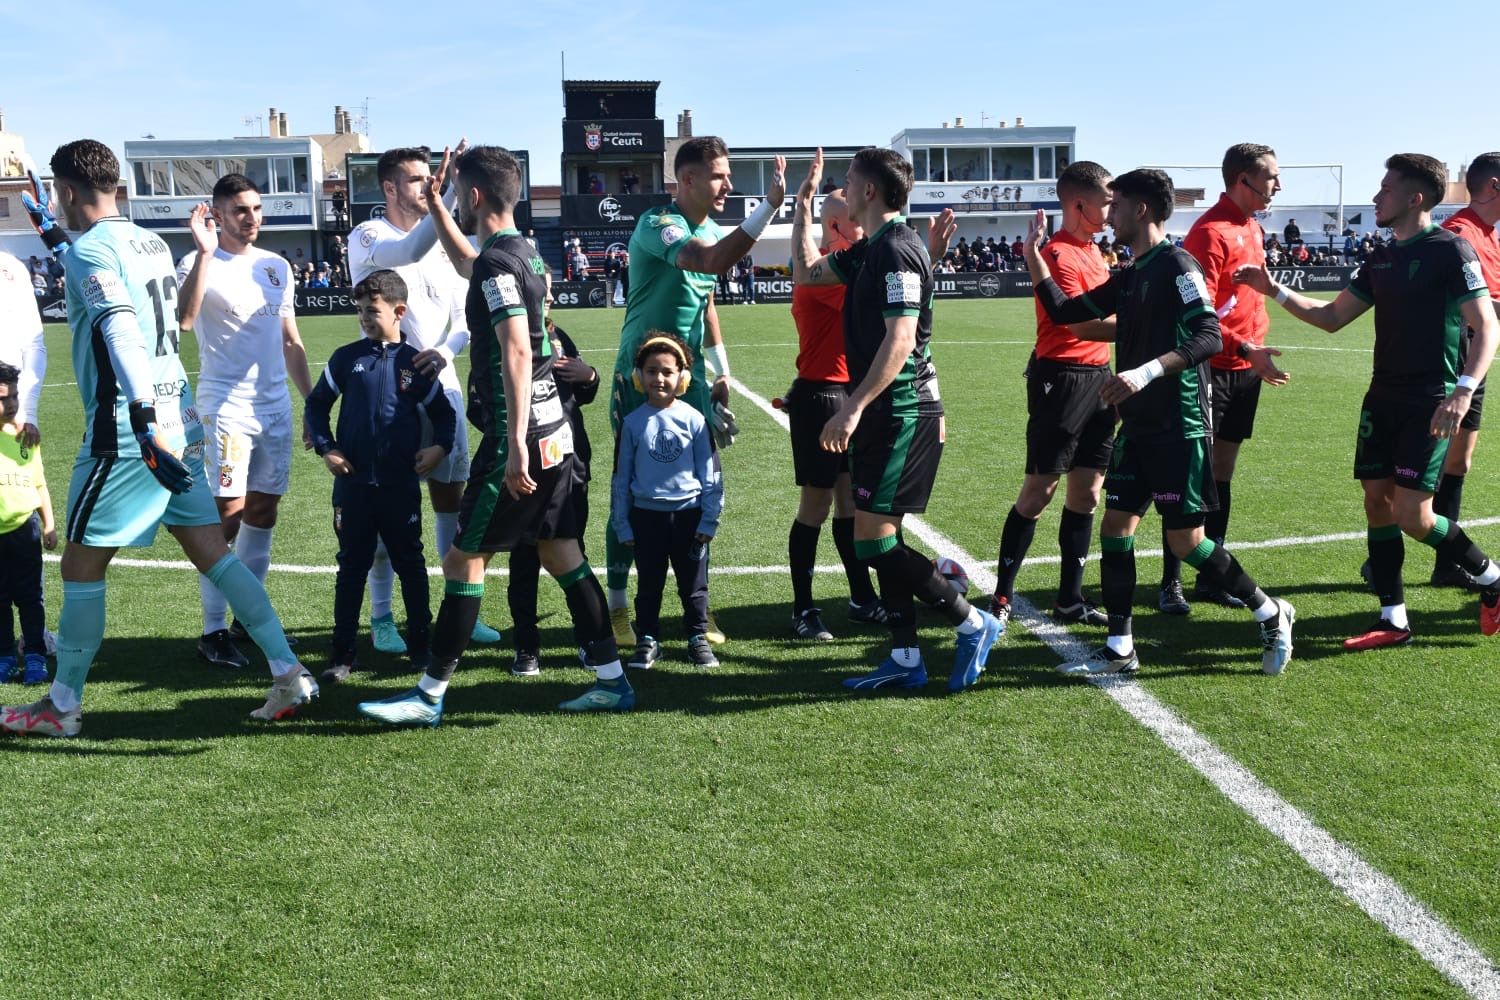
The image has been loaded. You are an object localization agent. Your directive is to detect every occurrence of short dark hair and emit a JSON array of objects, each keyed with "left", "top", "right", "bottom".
[
  {"left": 353, "top": 269, "right": 408, "bottom": 305},
  {"left": 1109, "top": 169, "right": 1175, "bottom": 223},
  {"left": 634, "top": 331, "right": 693, "bottom": 371},
  {"left": 1056, "top": 160, "right": 1111, "bottom": 202},
  {"left": 455, "top": 145, "right": 523, "bottom": 213},
  {"left": 850, "top": 147, "right": 913, "bottom": 211},
  {"left": 673, "top": 136, "right": 729, "bottom": 176},
  {"left": 376, "top": 146, "right": 431, "bottom": 187},
  {"left": 0, "top": 361, "right": 20, "bottom": 386},
  {"left": 1385, "top": 153, "right": 1447, "bottom": 210},
  {"left": 1221, "top": 143, "right": 1276, "bottom": 188},
  {"left": 1466, "top": 152, "right": 1500, "bottom": 195},
  {"left": 50, "top": 139, "right": 119, "bottom": 193},
  {"left": 213, "top": 173, "right": 259, "bottom": 202}
]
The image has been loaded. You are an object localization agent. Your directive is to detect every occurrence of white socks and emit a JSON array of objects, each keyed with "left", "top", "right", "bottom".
[
  {"left": 417, "top": 673, "right": 448, "bottom": 698},
  {"left": 1106, "top": 634, "right": 1134, "bottom": 656},
  {"left": 434, "top": 511, "right": 459, "bottom": 557},
  {"left": 1381, "top": 604, "right": 1410, "bottom": 630},
  {"left": 237, "top": 523, "right": 273, "bottom": 582},
  {"left": 607, "top": 588, "right": 629, "bottom": 612},
  {"left": 1250, "top": 597, "right": 1278, "bottom": 623},
  {"left": 956, "top": 606, "right": 985, "bottom": 635},
  {"left": 890, "top": 647, "right": 921, "bottom": 669},
  {"left": 369, "top": 540, "right": 394, "bottom": 620},
  {"left": 596, "top": 660, "right": 625, "bottom": 680}
]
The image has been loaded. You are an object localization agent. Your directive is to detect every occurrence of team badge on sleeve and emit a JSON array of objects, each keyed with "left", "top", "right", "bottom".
[
  {"left": 661, "top": 224, "right": 686, "bottom": 247},
  {"left": 83, "top": 271, "right": 127, "bottom": 307},
  {"left": 885, "top": 271, "right": 921, "bottom": 305},
  {"left": 1176, "top": 272, "right": 1209, "bottom": 306},
  {"left": 1462, "top": 260, "right": 1487, "bottom": 293},
  {"left": 482, "top": 273, "right": 522, "bottom": 311}
]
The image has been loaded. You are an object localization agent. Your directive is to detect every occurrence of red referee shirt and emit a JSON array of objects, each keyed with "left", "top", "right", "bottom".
[
  {"left": 791, "top": 275, "right": 849, "bottom": 382},
  {"left": 1184, "top": 193, "right": 1269, "bottom": 371},
  {"left": 1443, "top": 207, "right": 1500, "bottom": 300},
  {"left": 1033, "top": 230, "right": 1112, "bottom": 365}
]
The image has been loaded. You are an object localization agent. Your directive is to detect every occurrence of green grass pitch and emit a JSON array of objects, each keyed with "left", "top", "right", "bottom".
[{"left": 0, "top": 297, "right": 1495, "bottom": 997}]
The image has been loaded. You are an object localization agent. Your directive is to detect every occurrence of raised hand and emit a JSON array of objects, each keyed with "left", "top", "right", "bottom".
[
  {"left": 21, "top": 170, "right": 69, "bottom": 252},
  {"left": 188, "top": 203, "right": 218, "bottom": 256},
  {"left": 927, "top": 208, "right": 956, "bottom": 261},
  {"left": 767, "top": 154, "right": 787, "bottom": 208},
  {"left": 799, "top": 149, "right": 822, "bottom": 202}
]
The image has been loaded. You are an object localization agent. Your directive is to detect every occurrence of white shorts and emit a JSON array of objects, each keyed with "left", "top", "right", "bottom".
[
  {"left": 204, "top": 408, "right": 294, "bottom": 499},
  {"left": 420, "top": 385, "right": 471, "bottom": 485}
]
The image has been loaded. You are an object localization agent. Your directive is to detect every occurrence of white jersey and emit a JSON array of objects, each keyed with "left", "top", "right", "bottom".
[
  {"left": 0, "top": 250, "right": 47, "bottom": 426},
  {"left": 176, "top": 246, "right": 294, "bottom": 422},
  {"left": 348, "top": 211, "right": 470, "bottom": 393}
]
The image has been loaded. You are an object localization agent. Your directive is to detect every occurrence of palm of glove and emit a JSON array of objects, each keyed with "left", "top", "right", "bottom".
[{"left": 711, "top": 401, "right": 739, "bottom": 449}]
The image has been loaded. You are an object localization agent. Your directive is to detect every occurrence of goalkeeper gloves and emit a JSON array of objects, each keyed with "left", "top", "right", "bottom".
[
  {"left": 21, "top": 170, "right": 71, "bottom": 255},
  {"left": 129, "top": 402, "right": 194, "bottom": 494},
  {"left": 710, "top": 401, "right": 739, "bottom": 450}
]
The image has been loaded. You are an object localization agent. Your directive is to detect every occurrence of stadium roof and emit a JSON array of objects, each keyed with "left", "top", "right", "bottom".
[{"left": 562, "top": 80, "right": 660, "bottom": 91}]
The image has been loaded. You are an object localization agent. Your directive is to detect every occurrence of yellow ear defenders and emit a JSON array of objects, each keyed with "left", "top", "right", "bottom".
[{"left": 632, "top": 335, "right": 693, "bottom": 394}]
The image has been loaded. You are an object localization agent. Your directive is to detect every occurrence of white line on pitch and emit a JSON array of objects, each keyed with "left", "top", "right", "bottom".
[
  {"left": 727, "top": 371, "right": 1500, "bottom": 998},
  {"left": 38, "top": 555, "right": 842, "bottom": 578}
]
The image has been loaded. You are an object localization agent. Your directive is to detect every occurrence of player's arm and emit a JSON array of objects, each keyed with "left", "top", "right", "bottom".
[
  {"left": 1024, "top": 210, "right": 1120, "bottom": 325},
  {"left": 674, "top": 156, "right": 787, "bottom": 277},
  {"left": 1099, "top": 281, "right": 1223, "bottom": 406},
  {"left": 13, "top": 286, "right": 46, "bottom": 445},
  {"left": 422, "top": 173, "right": 477, "bottom": 279},
  {"left": 35, "top": 472, "right": 56, "bottom": 550},
  {"left": 1232, "top": 263, "right": 1368, "bottom": 331},
  {"left": 556, "top": 331, "right": 600, "bottom": 405},
  {"left": 791, "top": 148, "right": 843, "bottom": 286},
  {"left": 820, "top": 314, "right": 917, "bottom": 454},
  {"left": 175, "top": 204, "right": 217, "bottom": 332},
  {"left": 703, "top": 294, "right": 731, "bottom": 406},
  {"left": 1431, "top": 278, "right": 1500, "bottom": 439},
  {"left": 1047, "top": 246, "right": 1116, "bottom": 343}
]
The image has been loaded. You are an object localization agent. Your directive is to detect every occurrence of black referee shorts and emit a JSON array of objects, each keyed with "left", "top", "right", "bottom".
[
  {"left": 1209, "top": 366, "right": 1265, "bottom": 444},
  {"left": 787, "top": 379, "right": 851, "bottom": 489},
  {"left": 1024, "top": 356, "right": 1115, "bottom": 475}
]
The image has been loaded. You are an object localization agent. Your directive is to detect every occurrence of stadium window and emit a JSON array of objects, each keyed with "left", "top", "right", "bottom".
[
  {"left": 1055, "top": 146, "right": 1071, "bottom": 172},
  {"left": 783, "top": 158, "right": 811, "bottom": 199},
  {"left": 992, "top": 147, "right": 1032, "bottom": 181},
  {"left": 1038, "top": 146, "right": 1055, "bottom": 179},
  {"left": 271, "top": 157, "right": 294, "bottom": 194},
  {"left": 293, "top": 156, "right": 310, "bottom": 193},
  {"left": 134, "top": 159, "right": 170, "bottom": 196},
  {"left": 0, "top": 198, "right": 9, "bottom": 218},
  {"left": 172, "top": 159, "right": 217, "bottom": 197},
  {"left": 911, "top": 148, "right": 929, "bottom": 181},
  {"left": 949, "top": 149, "right": 985, "bottom": 182}
]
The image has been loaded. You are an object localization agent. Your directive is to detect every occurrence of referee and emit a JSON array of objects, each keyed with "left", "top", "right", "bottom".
[
  {"left": 990, "top": 161, "right": 1116, "bottom": 631},
  {"left": 1159, "top": 143, "right": 1289, "bottom": 613}
]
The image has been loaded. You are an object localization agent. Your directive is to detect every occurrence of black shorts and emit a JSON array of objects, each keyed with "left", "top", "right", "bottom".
[
  {"left": 456, "top": 432, "right": 580, "bottom": 553},
  {"left": 1209, "top": 366, "right": 1265, "bottom": 443},
  {"left": 850, "top": 412, "right": 943, "bottom": 515},
  {"left": 788, "top": 379, "right": 850, "bottom": 488},
  {"left": 1105, "top": 432, "right": 1218, "bottom": 529},
  {"left": 1354, "top": 391, "right": 1449, "bottom": 492},
  {"left": 1024, "top": 356, "right": 1115, "bottom": 475},
  {"left": 1461, "top": 377, "right": 1485, "bottom": 432}
]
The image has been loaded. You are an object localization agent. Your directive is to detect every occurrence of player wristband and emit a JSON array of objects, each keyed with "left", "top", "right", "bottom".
[
  {"left": 738, "top": 198, "right": 777, "bottom": 241},
  {"left": 710, "top": 342, "right": 730, "bottom": 379},
  {"left": 1125, "top": 359, "right": 1165, "bottom": 387},
  {"left": 1457, "top": 374, "right": 1481, "bottom": 392},
  {"left": 1273, "top": 285, "right": 1289, "bottom": 305}
]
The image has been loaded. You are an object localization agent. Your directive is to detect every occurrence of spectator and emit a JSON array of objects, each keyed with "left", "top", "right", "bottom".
[
  {"left": 26, "top": 256, "right": 44, "bottom": 280},
  {"left": 588, "top": 173, "right": 605, "bottom": 195},
  {"left": 31, "top": 272, "right": 46, "bottom": 297},
  {"left": 619, "top": 167, "right": 640, "bottom": 195},
  {"left": 739, "top": 254, "right": 755, "bottom": 304},
  {"left": 571, "top": 245, "right": 590, "bottom": 281},
  {"left": 617, "top": 248, "right": 630, "bottom": 300},
  {"left": 525, "top": 229, "right": 538, "bottom": 252},
  {"left": 1283, "top": 218, "right": 1301, "bottom": 244}
]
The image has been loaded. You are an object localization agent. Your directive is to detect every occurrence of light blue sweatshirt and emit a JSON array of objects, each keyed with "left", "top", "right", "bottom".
[{"left": 611, "top": 399, "right": 723, "bottom": 542}]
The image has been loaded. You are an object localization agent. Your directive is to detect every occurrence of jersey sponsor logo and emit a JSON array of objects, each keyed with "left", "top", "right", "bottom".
[
  {"left": 83, "top": 271, "right": 126, "bottom": 307},
  {"left": 885, "top": 271, "right": 921, "bottom": 305},
  {"left": 661, "top": 224, "right": 686, "bottom": 247},
  {"left": 483, "top": 273, "right": 522, "bottom": 311},
  {"left": 539, "top": 424, "right": 573, "bottom": 469},
  {"left": 1462, "top": 260, "right": 1486, "bottom": 292},
  {"left": 1175, "top": 272, "right": 1209, "bottom": 306}
]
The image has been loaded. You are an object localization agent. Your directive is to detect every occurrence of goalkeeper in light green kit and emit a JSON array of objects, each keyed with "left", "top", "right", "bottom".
[{"left": 605, "top": 136, "right": 786, "bottom": 647}]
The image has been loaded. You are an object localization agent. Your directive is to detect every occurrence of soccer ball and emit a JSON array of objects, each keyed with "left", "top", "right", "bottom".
[{"left": 934, "top": 557, "right": 970, "bottom": 597}]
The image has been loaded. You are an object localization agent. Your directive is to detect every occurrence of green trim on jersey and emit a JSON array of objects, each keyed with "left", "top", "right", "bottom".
[
  {"left": 1395, "top": 225, "right": 1439, "bottom": 247},
  {"left": 1133, "top": 240, "right": 1171, "bottom": 267},
  {"left": 882, "top": 307, "right": 921, "bottom": 319}
]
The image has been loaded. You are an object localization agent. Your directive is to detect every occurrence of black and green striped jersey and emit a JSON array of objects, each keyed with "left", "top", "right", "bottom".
[
  {"left": 1037, "top": 240, "right": 1222, "bottom": 440},
  {"left": 464, "top": 229, "right": 561, "bottom": 443},
  {"left": 1347, "top": 225, "right": 1490, "bottom": 399},
  {"left": 828, "top": 217, "right": 942, "bottom": 419}
]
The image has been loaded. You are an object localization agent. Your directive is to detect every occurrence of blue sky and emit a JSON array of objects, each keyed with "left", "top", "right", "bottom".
[{"left": 0, "top": 0, "right": 1485, "bottom": 208}]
